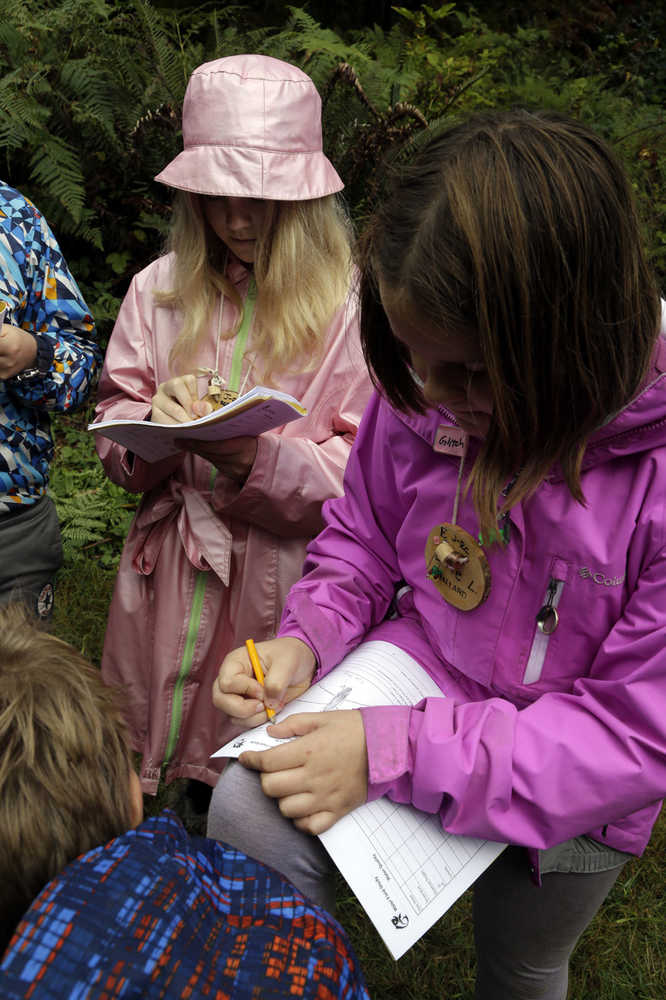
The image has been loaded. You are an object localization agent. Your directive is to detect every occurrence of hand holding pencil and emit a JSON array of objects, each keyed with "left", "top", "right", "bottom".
[
  {"left": 212, "top": 635, "right": 317, "bottom": 729},
  {"left": 245, "top": 639, "right": 275, "bottom": 719}
]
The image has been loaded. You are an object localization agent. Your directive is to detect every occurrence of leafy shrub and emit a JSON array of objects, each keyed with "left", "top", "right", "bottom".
[
  {"left": 50, "top": 411, "right": 137, "bottom": 569},
  {"left": 1, "top": 0, "right": 663, "bottom": 323}
]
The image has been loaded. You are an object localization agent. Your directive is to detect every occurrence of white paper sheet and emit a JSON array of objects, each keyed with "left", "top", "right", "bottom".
[
  {"left": 90, "top": 386, "right": 306, "bottom": 462},
  {"left": 213, "top": 641, "right": 506, "bottom": 959},
  {"left": 321, "top": 797, "right": 505, "bottom": 959}
]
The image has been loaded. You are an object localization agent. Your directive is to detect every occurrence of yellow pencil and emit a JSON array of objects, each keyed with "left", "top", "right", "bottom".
[{"left": 245, "top": 638, "right": 275, "bottom": 719}]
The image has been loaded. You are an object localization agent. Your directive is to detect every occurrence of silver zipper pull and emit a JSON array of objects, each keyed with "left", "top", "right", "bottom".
[{"left": 536, "top": 578, "right": 559, "bottom": 634}]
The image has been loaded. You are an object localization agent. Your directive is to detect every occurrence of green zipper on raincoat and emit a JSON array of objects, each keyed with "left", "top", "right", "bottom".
[{"left": 163, "top": 279, "right": 256, "bottom": 769}]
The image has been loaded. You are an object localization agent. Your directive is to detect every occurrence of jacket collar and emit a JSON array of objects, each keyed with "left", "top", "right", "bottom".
[
  {"left": 387, "top": 334, "right": 666, "bottom": 478},
  {"left": 226, "top": 252, "right": 253, "bottom": 288}
]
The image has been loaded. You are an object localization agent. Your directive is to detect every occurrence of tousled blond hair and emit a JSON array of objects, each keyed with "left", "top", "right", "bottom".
[
  {"left": 155, "top": 193, "right": 352, "bottom": 381},
  {"left": 0, "top": 604, "right": 135, "bottom": 952}
]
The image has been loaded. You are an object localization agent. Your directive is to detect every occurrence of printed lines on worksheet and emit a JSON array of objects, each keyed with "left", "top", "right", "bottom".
[{"left": 353, "top": 797, "right": 487, "bottom": 916}]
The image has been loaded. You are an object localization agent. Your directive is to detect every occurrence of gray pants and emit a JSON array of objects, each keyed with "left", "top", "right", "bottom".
[
  {"left": 0, "top": 496, "right": 62, "bottom": 620},
  {"left": 208, "top": 761, "right": 338, "bottom": 913},
  {"left": 208, "top": 763, "right": 625, "bottom": 1000},
  {"left": 472, "top": 844, "right": 622, "bottom": 999}
]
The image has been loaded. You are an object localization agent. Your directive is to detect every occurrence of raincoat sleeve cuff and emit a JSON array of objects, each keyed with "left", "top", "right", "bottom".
[
  {"left": 210, "top": 433, "right": 271, "bottom": 513},
  {"left": 273, "top": 624, "right": 321, "bottom": 676},
  {"left": 278, "top": 591, "right": 356, "bottom": 675},
  {"left": 361, "top": 705, "right": 413, "bottom": 802},
  {"left": 95, "top": 401, "right": 184, "bottom": 492},
  {"left": 119, "top": 448, "right": 183, "bottom": 487},
  {"left": 211, "top": 432, "right": 337, "bottom": 539}
]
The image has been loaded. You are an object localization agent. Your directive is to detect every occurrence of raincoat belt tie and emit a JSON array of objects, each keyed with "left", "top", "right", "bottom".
[{"left": 129, "top": 480, "right": 232, "bottom": 585}]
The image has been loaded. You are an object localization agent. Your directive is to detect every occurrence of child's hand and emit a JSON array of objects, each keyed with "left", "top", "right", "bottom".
[
  {"left": 151, "top": 374, "right": 199, "bottom": 424},
  {"left": 0, "top": 324, "right": 38, "bottom": 379},
  {"left": 182, "top": 435, "right": 258, "bottom": 483},
  {"left": 212, "top": 636, "right": 316, "bottom": 728},
  {"left": 239, "top": 710, "right": 368, "bottom": 834}
]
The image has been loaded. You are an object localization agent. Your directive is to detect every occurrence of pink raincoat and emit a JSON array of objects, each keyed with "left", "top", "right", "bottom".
[
  {"left": 279, "top": 334, "right": 666, "bottom": 859},
  {"left": 94, "top": 253, "right": 372, "bottom": 792}
]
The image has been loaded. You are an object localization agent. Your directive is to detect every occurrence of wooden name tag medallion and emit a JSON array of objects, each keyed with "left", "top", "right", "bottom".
[
  {"left": 425, "top": 522, "right": 491, "bottom": 611},
  {"left": 203, "top": 383, "right": 239, "bottom": 411},
  {"left": 204, "top": 389, "right": 238, "bottom": 410}
]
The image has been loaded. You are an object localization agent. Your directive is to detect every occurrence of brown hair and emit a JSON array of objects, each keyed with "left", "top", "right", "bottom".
[
  {"left": 361, "top": 109, "right": 660, "bottom": 541},
  {"left": 0, "top": 604, "right": 135, "bottom": 952}
]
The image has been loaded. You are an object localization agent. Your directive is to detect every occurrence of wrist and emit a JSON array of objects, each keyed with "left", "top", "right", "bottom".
[{"left": 13, "top": 333, "right": 54, "bottom": 382}]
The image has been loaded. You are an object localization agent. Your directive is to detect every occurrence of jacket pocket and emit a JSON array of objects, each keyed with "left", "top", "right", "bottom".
[{"left": 523, "top": 559, "right": 569, "bottom": 685}]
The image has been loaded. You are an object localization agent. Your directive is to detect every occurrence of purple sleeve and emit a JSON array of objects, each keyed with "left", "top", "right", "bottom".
[
  {"left": 277, "top": 392, "right": 403, "bottom": 668},
  {"left": 361, "top": 543, "right": 666, "bottom": 851}
]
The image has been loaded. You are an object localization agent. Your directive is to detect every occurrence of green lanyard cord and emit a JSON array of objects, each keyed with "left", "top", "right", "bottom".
[{"left": 228, "top": 276, "right": 256, "bottom": 392}]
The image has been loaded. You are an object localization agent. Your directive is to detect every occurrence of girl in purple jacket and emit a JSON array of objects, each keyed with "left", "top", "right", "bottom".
[{"left": 209, "top": 110, "right": 666, "bottom": 998}]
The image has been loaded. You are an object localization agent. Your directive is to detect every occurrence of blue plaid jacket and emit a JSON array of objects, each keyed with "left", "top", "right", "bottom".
[
  {"left": 0, "top": 811, "right": 371, "bottom": 999},
  {"left": 0, "top": 183, "right": 101, "bottom": 511}
]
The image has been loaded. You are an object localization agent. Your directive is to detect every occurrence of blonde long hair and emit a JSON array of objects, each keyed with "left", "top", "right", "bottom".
[{"left": 155, "top": 193, "right": 352, "bottom": 381}]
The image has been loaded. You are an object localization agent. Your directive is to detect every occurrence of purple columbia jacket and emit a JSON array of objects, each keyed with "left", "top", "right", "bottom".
[{"left": 279, "top": 336, "right": 666, "bottom": 858}]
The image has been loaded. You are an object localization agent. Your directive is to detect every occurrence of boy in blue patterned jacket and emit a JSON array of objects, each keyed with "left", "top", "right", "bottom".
[
  {"left": 0, "top": 182, "right": 101, "bottom": 617},
  {"left": 0, "top": 603, "right": 370, "bottom": 999}
]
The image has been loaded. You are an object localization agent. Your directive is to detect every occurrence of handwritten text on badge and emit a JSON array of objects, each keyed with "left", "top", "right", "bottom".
[
  {"left": 433, "top": 426, "right": 468, "bottom": 456},
  {"left": 425, "top": 522, "right": 491, "bottom": 610}
]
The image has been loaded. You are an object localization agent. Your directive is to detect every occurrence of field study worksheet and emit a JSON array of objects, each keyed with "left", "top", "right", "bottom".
[{"left": 214, "top": 640, "right": 506, "bottom": 959}]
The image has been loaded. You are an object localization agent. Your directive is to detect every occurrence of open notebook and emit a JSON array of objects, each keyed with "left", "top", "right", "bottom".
[{"left": 90, "top": 386, "right": 306, "bottom": 462}]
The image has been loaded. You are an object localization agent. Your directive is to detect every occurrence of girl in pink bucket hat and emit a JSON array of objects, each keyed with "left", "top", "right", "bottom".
[{"left": 92, "top": 54, "right": 373, "bottom": 803}]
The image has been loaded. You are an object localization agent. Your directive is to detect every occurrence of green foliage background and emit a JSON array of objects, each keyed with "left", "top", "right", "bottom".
[
  {"left": 1, "top": 1, "right": 663, "bottom": 995},
  {"left": 1, "top": 0, "right": 664, "bottom": 345}
]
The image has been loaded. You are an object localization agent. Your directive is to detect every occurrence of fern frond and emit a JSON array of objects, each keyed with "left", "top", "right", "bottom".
[
  {"left": 132, "top": 0, "right": 188, "bottom": 101},
  {"left": 0, "top": 75, "right": 51, "bottom": 138},
  {"left": 60, "top": 59, "right": 119, "bottom": 147},
  {"left": 0, "top": 20, "right": 30, "bottom": 63},
  {"left": 70, "top": 206, "right": 103, "bottom": 249},
  {"left": 28, "top": 134, "right": 86, "bottom": 222}
]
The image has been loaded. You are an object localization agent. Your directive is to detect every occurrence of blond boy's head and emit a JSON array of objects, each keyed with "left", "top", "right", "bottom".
[{"left": 0, "top": 603, "right": 141, "bottom": 951}]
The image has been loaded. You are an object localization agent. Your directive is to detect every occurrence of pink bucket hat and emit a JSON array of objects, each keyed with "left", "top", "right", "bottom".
[{"left": 155, "top": 54, "right": 343, "bottom": 201}]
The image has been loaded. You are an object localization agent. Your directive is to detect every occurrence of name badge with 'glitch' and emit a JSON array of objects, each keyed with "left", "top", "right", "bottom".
[{"left": 433, "top": 425, "right": 468, "bottom": 457}]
